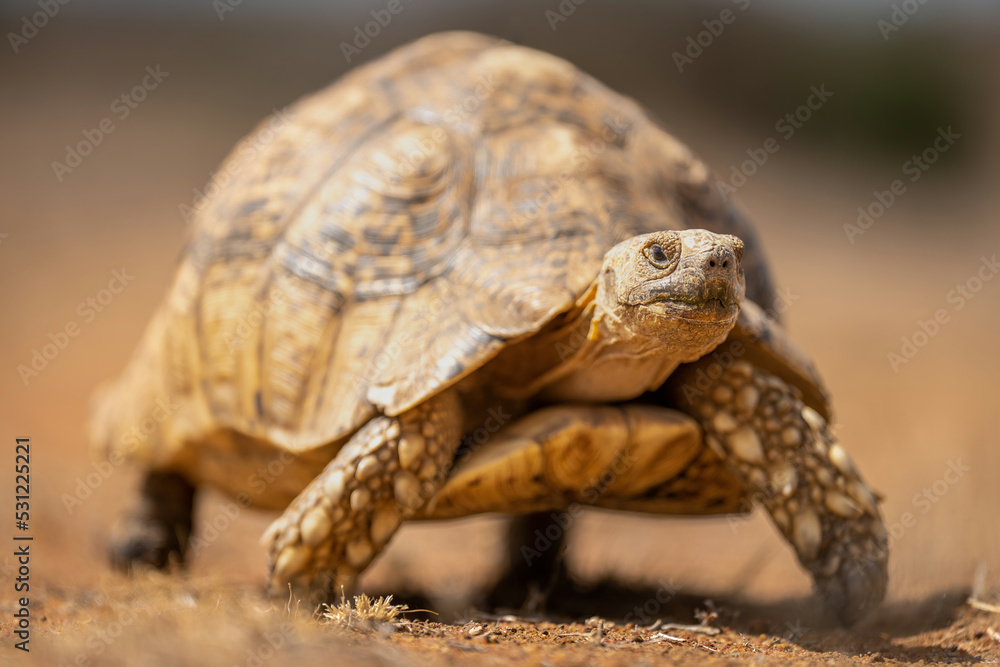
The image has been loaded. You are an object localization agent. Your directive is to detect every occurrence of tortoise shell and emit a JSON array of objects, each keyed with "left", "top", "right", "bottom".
[{"left": 91, "top": 32, "right": 776, "bottom": 480}]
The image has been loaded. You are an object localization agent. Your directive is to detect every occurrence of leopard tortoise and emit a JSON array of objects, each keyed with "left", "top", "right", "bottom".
[{"left": 90, "top": 31, "right": 888, "bottom": 623}]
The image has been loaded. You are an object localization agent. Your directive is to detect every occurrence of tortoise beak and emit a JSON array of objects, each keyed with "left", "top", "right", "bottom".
[{"left": 630, "top": 268, "right": 744, "bottom": 324}]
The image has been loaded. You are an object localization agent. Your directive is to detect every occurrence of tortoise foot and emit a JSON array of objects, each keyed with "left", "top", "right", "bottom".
[
  {"left": 813, "top": 540, "right": 888, "bottom": 625},
  {"left": 110, "top": 471, "right": 195, "bottom": 571}
]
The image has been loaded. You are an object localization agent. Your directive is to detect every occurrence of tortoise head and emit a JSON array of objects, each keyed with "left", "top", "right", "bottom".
[{"left": 597, "top": 229, "right": 746, "bottom": 358}]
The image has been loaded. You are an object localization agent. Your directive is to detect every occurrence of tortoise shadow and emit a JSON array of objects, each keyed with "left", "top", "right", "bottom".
[
  {"left": 548, "top": 579, "right": 976, "bottom": 663},
  {"left": 368, "top": 578, "right": 977, "bottom": 664}
]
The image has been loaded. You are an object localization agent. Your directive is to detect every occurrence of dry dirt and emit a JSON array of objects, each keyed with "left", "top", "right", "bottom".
[{"left": 2, "top": 16, "right": 1000, "bottom": 667}]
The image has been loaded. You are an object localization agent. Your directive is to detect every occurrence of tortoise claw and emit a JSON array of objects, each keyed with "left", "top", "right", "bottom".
[{"left": 814, "top": 541, "right": 888, "bottom": 625}]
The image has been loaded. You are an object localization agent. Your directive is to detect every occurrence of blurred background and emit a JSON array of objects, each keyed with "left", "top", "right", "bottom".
[{"left": 1, "top": 0, "right": 999, "bottom": 636}]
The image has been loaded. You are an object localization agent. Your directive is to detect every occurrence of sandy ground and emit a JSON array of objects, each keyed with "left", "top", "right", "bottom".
[{"left": 2, "top": 14, "right": 1000, "bottom": 666}]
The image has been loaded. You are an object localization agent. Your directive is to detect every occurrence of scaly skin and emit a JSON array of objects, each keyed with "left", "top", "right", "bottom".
[
  {"left": 263, "top": 391, "right": 462, "bottom": 592},
  {"left": 688, "top": 359, "right": 888, "bottom": 624}
]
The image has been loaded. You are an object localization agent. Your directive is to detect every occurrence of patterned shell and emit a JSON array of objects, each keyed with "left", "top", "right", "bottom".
[{"left": 92, "top": 32, "right": 774, "bottom": 462}]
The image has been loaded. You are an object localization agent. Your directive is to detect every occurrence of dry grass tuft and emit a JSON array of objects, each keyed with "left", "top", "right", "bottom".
[{"left": 322, "top": 589, "right": 411, "bottom": 631}]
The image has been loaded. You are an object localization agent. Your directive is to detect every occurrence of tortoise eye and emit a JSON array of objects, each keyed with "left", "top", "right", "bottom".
[{"left": 645, "top": 243, "right": 674, "bottom": 269}]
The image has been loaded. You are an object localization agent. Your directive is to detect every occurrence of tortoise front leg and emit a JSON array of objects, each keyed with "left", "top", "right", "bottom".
[
  {"left": 263, "top": 391, "right": 463, "bottom": 593},
  {"left": 677, "top": 359, "right": 888, "bottom": 624}
]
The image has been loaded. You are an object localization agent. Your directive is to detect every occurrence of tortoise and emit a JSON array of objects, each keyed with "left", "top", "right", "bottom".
[{"left": 90, "top": 31, "right": 888, "bottom": 624}]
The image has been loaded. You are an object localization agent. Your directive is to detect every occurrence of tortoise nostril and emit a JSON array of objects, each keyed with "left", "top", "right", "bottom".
[
  {"left": 709, "top": 259, "right": 716, "bottom": 268},
  {"left": 722, "top": 260, "right": 729, "bottom": 269}
]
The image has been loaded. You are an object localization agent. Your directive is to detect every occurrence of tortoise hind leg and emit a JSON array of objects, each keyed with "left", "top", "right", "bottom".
[
  {"left": 487, "top": 512, "right": 571, "bottom": 613},
  {"left": 110, "top": 470, "right": 196, "bottom": 571}
]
